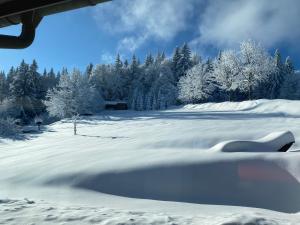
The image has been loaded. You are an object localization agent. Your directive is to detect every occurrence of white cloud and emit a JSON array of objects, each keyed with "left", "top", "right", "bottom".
[
  {"left": 93, "top": 0, "right": 194, "bottom": 53},
  {"left": 193, "top": 0, "right": 300, "bottom": 51},
  {"left": 117, "top": 35, "right": 148, "bottom": 53},
  {"left": 93, "top": 0, "right": 300, "bottom": 55},
  {"left": 100, "top": 52, "right": 115, "bottom": 64}
]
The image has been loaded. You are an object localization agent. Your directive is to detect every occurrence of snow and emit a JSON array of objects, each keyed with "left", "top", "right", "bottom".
[
  {"left": 1, "top": 99, "right": 300, "bottom": 224},
  {"left": 212, "top": 131, "right": 295, "bottom": 152}
]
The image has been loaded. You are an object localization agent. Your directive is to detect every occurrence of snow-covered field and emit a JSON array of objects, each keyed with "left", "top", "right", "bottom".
[{"left": 1, "top": 99, "right": 300, "bottom": 224}]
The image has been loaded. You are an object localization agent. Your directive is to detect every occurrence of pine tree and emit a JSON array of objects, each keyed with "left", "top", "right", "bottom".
[
  {"left": 47, "top": 68, "right": 57, "bottom": 89},
  {"left": 205, "top": 58, "right": 214, "bottom": 73},
  {"left": 0, "top": 71, "right": 7, "bottom": 103},
  {"left": 124, "top": 59, "right": 129, "bottom": 68},
  {"left": 130, "top": 54, "right": 140, "bottom": 81},
  {"left": 28, "top": 60, "right": 44, "bottom": 114},
  {"left": 10, "top": 60, "right": 35, "bottom": 119},
  {"left": 268, "top": 49, "right": 284, "bottom": 99},
  {"left": 115, "top": 54, "right": 123, "bottom": 72},
  {"left": 29, "top": 59, "right": 40, "bottom": 98},
  {"left": 191, "top": 53, "right": 201, "bottom": 66},
  {"left": 285, "top": 56, "right": 294, "bottom": 75},
  {"left": 114, "top": 54, "right": 124, "bottom": 100},
  {"left": 6, "top": 66, "right": 16, "bottom": 95},
  {"left": 217, "top": 50, "right": 222, "bottom": 61},
  {"left": 280, "top": 73, "right": 300, "bottom": 99},
  {"left": 161, "top": 52, "right": 166, "bottom": 61},
  {"left": 145, "top": 53, "right": 154, "bottom": 67},
  {"left": 172, "top": 46, "right": 181, "bottom": 80},
  {"left": 85, "top": 63, "right": 94, "bottom": 79},
  {"left": 154, "top": 52, "right": 164, "bottom": 65},
  {"left": 279, "top": 57, "right": 297, "bottom": 99},
  {"left": 178, "top": 43, "right": 192, "bottom": 77}
]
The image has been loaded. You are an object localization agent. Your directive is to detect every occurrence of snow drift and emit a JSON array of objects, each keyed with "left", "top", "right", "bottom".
[
  {"left": 183, "top": 99, "right": 300, "bottom": 117},
  {"left": 212, "top": 131, "right": 295, "bottom": 152}
]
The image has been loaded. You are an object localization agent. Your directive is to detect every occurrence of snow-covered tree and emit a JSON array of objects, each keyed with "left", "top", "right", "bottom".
[
  {"left": 178, "top": 63, "right": 213, "bottom": 103},
  {"left": 239, "top": 40, "right": 276, "bottom": 100},
  {"left": 45, "top": 73, "right": 75, "bottom": 118},
  {"left": 152, "top": 61, "right": 177, "bottom": 109},
  {"left": 213, "top": 50, "right": 241, "bottom": 101},
  {"left": 45, "top": 69, "right": 102, "bottom": 118}
]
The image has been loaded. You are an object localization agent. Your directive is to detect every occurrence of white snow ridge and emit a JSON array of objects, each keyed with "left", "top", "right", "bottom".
[
  {"left": 212, "top": 131, "right": 295, "bottom": 152},
  {"left": 1, "top": 99, "right": 300, "bottom": 224}
]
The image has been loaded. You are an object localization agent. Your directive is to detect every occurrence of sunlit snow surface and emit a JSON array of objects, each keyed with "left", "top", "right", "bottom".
[{"left": 1, "top": 99, "right": 300, "bottom": 224}]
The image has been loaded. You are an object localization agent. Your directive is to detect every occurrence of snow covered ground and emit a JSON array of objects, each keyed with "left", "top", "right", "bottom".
[{"left": 1, "top": 99, "right": 300, "bottom": 224}]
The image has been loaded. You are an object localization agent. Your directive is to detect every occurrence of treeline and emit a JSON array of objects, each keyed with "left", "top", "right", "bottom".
[
  {"left": 178, "top": 41, "right": 298, "bottom": 103},
  {"left": 0, "top": 40, "right": 298, "bottom": 125}
]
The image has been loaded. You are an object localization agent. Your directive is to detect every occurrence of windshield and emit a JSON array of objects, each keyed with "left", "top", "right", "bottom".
[{"left": 1, "top": 1, "right": 300, "bottom": 225}]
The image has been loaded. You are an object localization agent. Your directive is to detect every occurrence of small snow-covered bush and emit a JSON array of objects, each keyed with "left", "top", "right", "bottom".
[{"left": 0, "top": 117, "right": 20, "bottom": 138}]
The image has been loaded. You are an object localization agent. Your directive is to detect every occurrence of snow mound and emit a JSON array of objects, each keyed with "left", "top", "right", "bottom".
[
  {"left": 212, "top": 131, "right": 295, "bottom": 152},
  {"left": 183, "top": 100, "right": 261, "bottom": 111},
  {"left": 183, "top": 99, "right": 300, "bottom": 117},
  {"left": 1, "top": 198, "right": 294, "bottom": 225}
]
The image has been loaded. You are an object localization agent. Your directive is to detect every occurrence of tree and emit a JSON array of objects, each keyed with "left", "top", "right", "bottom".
[
  {"left": 130, "top": 54, "right": 140, "bottom": 80},
  {"left": 172, "top": 46, "right": 181, "bottom": 80},
  {"left": 45, "top": 73, "right": 75, "bottom": 118},
  {"left": 213, "top": 50, "right": 241, "bottom": 101},
  {"left": 239, "top": 40, "right": 276, "bottom": 100},
  {"left": 151, "top": 61, "right": 177, "bottom": 109},
  {"left": 115, "top": 54, "right": 123, "bottom": 72},
  {"left": 113, "top": 54, "right": 125, "bottom": 100},
  {"left": 6, "top": 66, "right": 16, "bottom": 94},
  {"left": 124, "top": 59, "right": 129, "bottom": 68},
  {"left": 155, "top": 52, "right": 165, "bottom": 65},
  {"left": 46, "top": 69, "right": 103, "bottom": 120},
  {"left": 0, "top": 71, "right": 7, "bottom": 103},
  {"left": 285, "top": 56, "right": 294, "bottom": 75},
  {"left": 178, "top": 63, "right": 213, "bottom": 103},
  {"left": 280, "top": 57, "right": 297, "bottom": 99},
  {"left": 28, "top": 60, "right": 44, "bottom": 114},
  {"left": 85, "top": 63, "right": 94, "bottom": 79},
  {"left": 145, "top": 53, "right": 154, "bottom": 67},
  {"left": 10, "top": 60, "right": 37, "bottom": 120},
  {"left": 268, "top": 49, "right": 284, "bottom": 99},
  {"left": 280, "top": 73, "right": 300, "bottom": 99},
  {"left": 47, "top": 68, "right": 58, "bottom": 90},
  {"left": 179, "top": 43, "right": 192, "bottom": 73},
  {"left": 191, "top": 53, "right": 201, "bottom": 66},
  {"left": 131, "top": 83, "right": 144, "bottom": 111}
]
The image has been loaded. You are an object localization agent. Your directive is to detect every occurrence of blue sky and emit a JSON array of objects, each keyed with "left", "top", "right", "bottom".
[{"left": 0, "top": 0, "right": 299, "bottom": 74}]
